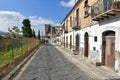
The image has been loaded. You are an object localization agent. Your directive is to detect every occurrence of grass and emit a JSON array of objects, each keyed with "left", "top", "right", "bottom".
[
  {"left": 0, "top": 42, "right": 39, "bottom": 67},
  {"left": 0, "top": 46, "right": 21, "bottom": 66}
]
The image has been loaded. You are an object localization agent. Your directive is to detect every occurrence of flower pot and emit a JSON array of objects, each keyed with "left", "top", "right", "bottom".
[
  {"left": 114, "top": 5, "right": 118, "bottom": 9},
  {"left": 114, "top": 1, "right": 120, "bottom": 9}
]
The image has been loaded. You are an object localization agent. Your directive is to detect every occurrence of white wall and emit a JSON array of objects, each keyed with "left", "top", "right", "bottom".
[
  {"left": 85, "top": 18, "right": 120, "bottom": 73},
  {"left": 58, "top": 18, "right": 120, "bottom": 74}
]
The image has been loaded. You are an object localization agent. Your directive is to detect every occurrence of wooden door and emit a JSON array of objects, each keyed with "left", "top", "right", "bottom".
[
  {"left": 76, "top": 35, "right": 79, "bottom": 51},
  {"left": 84, "top": 33, "right": 89, "bottom": 57},
  {"left": 102, "top": 40, "right": 106, "bottom": 65},
  {"left": 70, "top": 36, "right": 72, "bottom": 49},
  {"left": 84, "top": 37, "right": 89, "bottom": 57},
  {"left": 66, "top": 36, "right": 68, "bottom": 48},
  {"left": 105, "top": 36, "right": 115, "bottom": 70}
]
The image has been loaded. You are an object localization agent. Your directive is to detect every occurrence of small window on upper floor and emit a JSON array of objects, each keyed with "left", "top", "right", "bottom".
[
  {"left": 66, "top": 20, "right": 68, "bottom": 29},
  {"left": 70, "top": 16, "right": 72, "bottom": 27},
  {"left": 63, "top": 23, "right": 65, "bottom": 30},
  {"left": 76, "top": 8, "right": 79, "bottom": 26},
  {"left": 85, "top": 0, "right": 88, "bottom": 7},
  {"left": 84, "top": 0, "right": 90, "bottom": 18}
]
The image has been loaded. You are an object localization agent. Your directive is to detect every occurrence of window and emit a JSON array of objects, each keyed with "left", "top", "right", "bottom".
[
  {"left": 70, "top": 16, "right": 72, "bottom": 27},
  {"left": 63, "top": 23, "right": 65, "bottom": 30},
  {"left": 103, "top": 0, "right": 113, "bottom": 11},
  {"left": 93, "top": 47, "right": 96, "bottom": 51},
  {"left": 76, "top": 8, "right": 79, "bottom": 26},
  {"left": 66, "top": 20, "right": 68, "bottom": 30},
  {"left": 85, "top": 0, "right": 88, "bottom": 7},
  {"left": 84, "top": 0, "right": 90, "bottom": 18},
  {"left": 94, "top": 36, "right": 97, "bottom": 42}
]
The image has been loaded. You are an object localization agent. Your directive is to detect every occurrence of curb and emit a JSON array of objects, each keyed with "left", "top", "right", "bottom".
[{"left": 2, "top": 46, "right": 41, "bottom": 80}]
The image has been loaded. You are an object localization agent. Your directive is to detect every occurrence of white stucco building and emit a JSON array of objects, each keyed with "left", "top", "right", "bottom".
[{"left": 56, "top": 0, "right": 120, "bottom": 74}]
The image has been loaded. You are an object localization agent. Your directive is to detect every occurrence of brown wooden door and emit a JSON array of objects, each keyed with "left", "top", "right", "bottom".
[
  {"left": 70, "top": 36, "right": 72, "bottom": 49},
  {"left": 84, "top": 37, "right": 89, "bottom": 57},
  {"left": 105, "top": 36, "right": 115, "bottom": 70},
  {"left": 84, "top": 32, "right": 89, "bottom": 57},
  {"left": 76, "top": 35, "right": 79, "bottom": 51},
  {"left": 66, "top": 36, "right": 68, "bottom": 48},
  {"left": 102, "top": 40, "right": 106, "bottom": 65}
]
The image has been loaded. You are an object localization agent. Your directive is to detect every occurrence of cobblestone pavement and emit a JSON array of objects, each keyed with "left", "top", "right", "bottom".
[{"left": 14, "top": 44, "right": 96, "bottom": 80}]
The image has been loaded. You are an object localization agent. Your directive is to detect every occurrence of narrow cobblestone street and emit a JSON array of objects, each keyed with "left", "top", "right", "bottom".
[{"left": 14, "top": 43, "right": 96, "bottom": 80}]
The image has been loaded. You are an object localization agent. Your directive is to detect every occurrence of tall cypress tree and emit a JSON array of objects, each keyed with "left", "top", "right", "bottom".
[
  {"left": 22, "top": 19, "right": 32, "bottom": 37},
  {"left": 38, "top": 30, "right": 41, "bottom": 40},
  {"left": 32, "top": 29, "right": 36, "bottom": 38}
]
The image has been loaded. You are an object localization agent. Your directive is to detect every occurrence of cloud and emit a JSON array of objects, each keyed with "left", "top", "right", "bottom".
[
  {"left": 0, "top": 11, "right": 24, "bottom": 32},
  {"left": 29, "top": 16, "right": 59, "bottom": 35},
  {"left": 60, "top": 0, "right": 77, "bottom": 7},
  {"left": 0, "top": 11, "right": 59, "bottom": 35}
]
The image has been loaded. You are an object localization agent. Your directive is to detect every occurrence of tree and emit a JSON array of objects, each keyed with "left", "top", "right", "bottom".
[
  {"left": 32, "top": 29, "right": 36, "bottom": 38},
  {"left": 8, "top": 26, "right": 21, "bottom": 38},
  {"left": 22, "top": 19, "right": 32, "bottom": 37},
  {"left": 38, "top": 30, "right": 41, "bottom": 40},
  {"left": 0, "top": 35, "right": 2, "bottom": 39}
]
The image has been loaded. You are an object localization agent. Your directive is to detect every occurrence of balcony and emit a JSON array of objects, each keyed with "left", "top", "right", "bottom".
[
  {"left": 72, "top": 25, "right": 80, "bottom": 29},
  {"left": 91, "top": 0, "right": 120, "bottom": 21},
  {"left": 84, "top": 8, "right": 89, "bottom": 18},
  {"left": 72, "top": 17, "right": 81, "bottom": 29},
  {"left": 64, "top": 29, "right": 68, "bottom": 33}
]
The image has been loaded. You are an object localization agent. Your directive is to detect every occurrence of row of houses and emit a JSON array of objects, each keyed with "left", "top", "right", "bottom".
[{"left": 56, "top": 0, "right": 120, "bottom": 74}]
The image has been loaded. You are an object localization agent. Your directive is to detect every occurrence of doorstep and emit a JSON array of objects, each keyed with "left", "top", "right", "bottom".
[{"left": 90, "top": 60, "right": 101, "bottom": 66}]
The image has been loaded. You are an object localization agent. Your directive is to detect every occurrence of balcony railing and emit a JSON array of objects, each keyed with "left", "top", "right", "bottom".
[
  {"left": 62, "top": 26, "right": 67, "bottom": 33},
  {"left": 72, "top": 17, "right": 81, "bottom": 29},
  {"left": 91, "top": 0, "right": 120, "bottom": 21},
  {"left": 64, "top": 29, "right": 68, "bottom": 33}
]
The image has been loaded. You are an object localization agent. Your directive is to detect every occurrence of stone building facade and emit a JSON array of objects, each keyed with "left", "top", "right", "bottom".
[{"left": 57, "top": 0, "right": 120, "bottom": 74}]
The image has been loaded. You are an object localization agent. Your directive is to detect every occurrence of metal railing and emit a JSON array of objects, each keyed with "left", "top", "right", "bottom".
[
  {"left": 72, "top": 17, "right": 81, "bottom": 29},
  {"left": 91, "top": 0, "right": 120, "bottom": 17},
  {"left": 72, "top": 17, "right": 77, "bottom": 28}
]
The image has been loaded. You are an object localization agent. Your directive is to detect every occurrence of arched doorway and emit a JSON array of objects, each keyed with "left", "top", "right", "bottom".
[
  {"left": 70, "top": 35, "right": 72, "bottom": 49},
  {"left": 66, "top": 36, "right": 68, "bottom": 48},
  {"left": 84, "top": 32, "right": 89, "bottom": 57},
  {"left": 64, "top": 36, "right": 65, "bottom": 48},
  {"left": 76, "top": 34, "right": 80, "bottom": 51},
  {"left": 102, "top": 31, "right": 115, "bottom": 70}
]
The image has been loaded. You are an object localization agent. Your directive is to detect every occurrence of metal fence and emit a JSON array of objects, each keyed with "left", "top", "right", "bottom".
[
  {"left": 0, "top": 38, "right": 39, "bottom": 67},
  {"left": 91, "top": 0, "right": 120, "bottom": 17}
]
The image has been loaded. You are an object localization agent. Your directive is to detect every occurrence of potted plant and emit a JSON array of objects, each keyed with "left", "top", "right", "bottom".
[{"left": 114, "top": 1, "right": 120, "bottom": 9}]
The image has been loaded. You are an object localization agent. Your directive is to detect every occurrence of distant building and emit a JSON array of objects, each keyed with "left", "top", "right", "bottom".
[
  {"left": 45, "top": 24, "right": 51, "bottom": 39},
  {"left": 44, "top": 24, "right": 61, "bottom": 42},
  {"left": 55, "top": 26, "right": 62, "bottom": 36}
]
